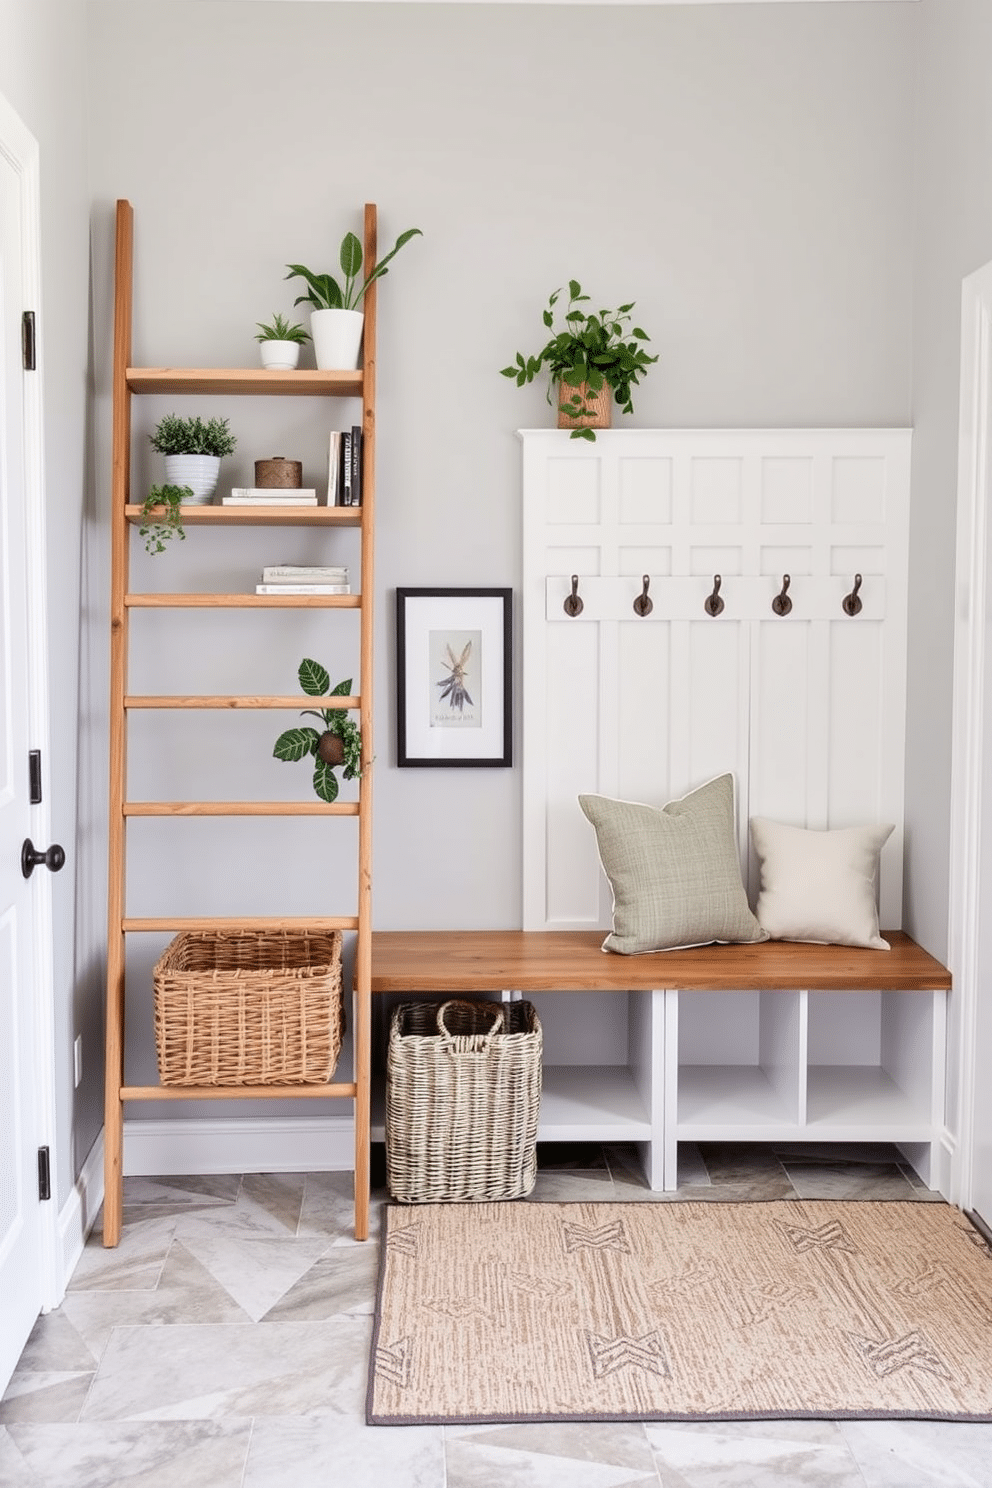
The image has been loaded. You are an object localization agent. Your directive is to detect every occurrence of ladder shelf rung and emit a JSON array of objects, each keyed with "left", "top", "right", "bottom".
[
  {"left": 125, "top": 694, "right": 360, "bottom": 710},
  {"left": 120, "top": 1082, "right": 359, "bottom": 1101},
  {"left": 125, "top": 593, "right": 361, "bottom": 609},
  {"left": 123, "top": 801, "right": 360, "bottom": 816},
  {"left": 122, "top": 915, "right": 360, "bottom": 932}
]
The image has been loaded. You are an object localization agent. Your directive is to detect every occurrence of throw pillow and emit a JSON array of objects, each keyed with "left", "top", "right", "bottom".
[
  {"left": 749, "top": 817, "right": 894, "bottom": 950},
  {"left": 578, "top": 773, "right": 768, "bottom": 955}
]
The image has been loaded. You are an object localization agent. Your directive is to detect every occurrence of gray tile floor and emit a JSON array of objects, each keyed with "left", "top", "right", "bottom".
[{"left": 2, "top": 1143, "right": 991, "bottom": 1487}]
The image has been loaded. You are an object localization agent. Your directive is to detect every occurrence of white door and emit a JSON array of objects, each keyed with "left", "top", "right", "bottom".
[
  {"left": 950, "top": 260, "right": 992, "bottom": 1233},
  {"left": 0, "top": 116, "right": 51, "bottom": 1390}
]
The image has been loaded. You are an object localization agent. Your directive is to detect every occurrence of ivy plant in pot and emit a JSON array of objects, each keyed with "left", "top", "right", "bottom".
[
  {"left": 254, "top": 312, "right": 310, "bottom": 371},
  {"left": 272, "top": 659, "right": 363, "bottom": 803},
  {"left": 500, "top": 280, "right": 658, "bottom": 441},
  {"left": 149, "top": 414, "right": 238, "bottom": 503},
  {"left": 137, "top": 483, "right": 194, "bottom": 555},
  {"left": 285, "top": 220, "right": 422, "bottom": 372}
]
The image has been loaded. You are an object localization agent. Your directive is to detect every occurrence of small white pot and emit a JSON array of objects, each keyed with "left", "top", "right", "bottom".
[
  {"left": 259, "top": 340, "right": 301, "bottom": 371},
  {"left": 164, "top": 453, "right": 221, "bottom": 504},
  {"left": 310, "top": 308, "right": 364, "bottom": 371}
]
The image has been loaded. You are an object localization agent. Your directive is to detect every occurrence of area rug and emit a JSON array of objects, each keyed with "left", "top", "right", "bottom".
[{"left": 367, "top": 1199, "right": 992, "bottom": 1425}]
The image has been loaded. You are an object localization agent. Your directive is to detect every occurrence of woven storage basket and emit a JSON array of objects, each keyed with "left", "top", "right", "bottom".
[
  {"left": 386, "top": 998, "right": 542, "bottom": 1203},
  {"left": 153, "top": 929, "right": 343, "bottom": 1086}
]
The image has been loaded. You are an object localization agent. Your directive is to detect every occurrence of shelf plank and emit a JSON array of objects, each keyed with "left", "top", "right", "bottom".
[
  {"left": 125, "top": 694, "right": 360, "bottom": 710},
  {"left": 125, "top": 504, "right": 362, "bottom": 528},
  {"left": 123, "top": 801, "right": 360, "bottom": 816},
  {"left": 805, "top": 1065, "right": 931, "bottom": 1131},
  {"left": 121, "top": 1082, "right": 358, "bottom": 1101},
  {"left": 125, "top": 593, "right": 361, "bottom": 609},
  {"left": 677, "top": 1064, "right": 798, "bottom": 1128},
  {"left": 122, "top": 915, "right": 359, "bottom": 932},
  {"left": 126, "top": 367, "right": 363, "bottom": 396}
]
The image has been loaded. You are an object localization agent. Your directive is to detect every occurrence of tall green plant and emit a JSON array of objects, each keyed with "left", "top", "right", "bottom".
[
  {"left": 286, "top": 224, "right": 422, "bottom": 312},
  {"left": 272, "top": 659, "right": 363, "bottom": 803}
]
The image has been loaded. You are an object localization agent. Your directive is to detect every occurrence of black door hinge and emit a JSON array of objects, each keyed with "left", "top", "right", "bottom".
[
  {"left": 38, "top": 1146, "right": 51, "bottom": 1201},
  {"left": 28, "top": 750, "right": 42, "bottom": 804},
  {"left": 22, "top": 311, "right": 36, "bottom": 371}
]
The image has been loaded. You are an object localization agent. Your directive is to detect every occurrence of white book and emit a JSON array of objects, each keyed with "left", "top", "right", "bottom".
[
  {"left": 228, "top": 486, "right": 318, "bottom": 500},
  {"left": 261, "top": 565, "right": 349, "bottom": 582},
  {"left": 223, "top": 495, "right": 318, "bottom": 507},
  {"left": 255, "top": 583, "right": 352, "bottom": 595}
]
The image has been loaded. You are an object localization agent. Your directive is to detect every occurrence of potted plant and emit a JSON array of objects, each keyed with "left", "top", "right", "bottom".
[
  {"left": 137, "top": 484, "right": 193, "bottom": 554},
  {"left": 500, "top": 280, "right": 658, "bottom": 441},
  {"left": 149, "top": 414, "right": 238, "bottom": 503},
  {"left": 272, "top": 659, "right": 363, "bottom": 803},
  {"left": 285, "top": 220, "right": 422, "bottom": 372},
  {"left": 254, "top": 312, "right": 310, "bottom": 371}
]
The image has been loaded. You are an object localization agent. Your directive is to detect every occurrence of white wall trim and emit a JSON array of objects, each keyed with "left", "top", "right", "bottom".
[
  {"left": 123, "top": 1116, "right": 355, "bottom": 1176},
  {"left": 56, "top": 1130, "right": 104, "bottom": 1297},
  {"left": 948, "top": 263, "right": 992, "bottom": 1211}
]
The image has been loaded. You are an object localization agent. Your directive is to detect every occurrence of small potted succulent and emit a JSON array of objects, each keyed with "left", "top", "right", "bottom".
[
  {"left": 254, "top": 312, "right": 310, "bottom": 371},
  {"left": 149, "top": 414, "right": 238, "bottom": 503},
  {"left": 272, "top": 658, "right": 363, "bottom": 803},
  {"left": 285, "top": 219, "right": 421, "bottom": 371},
  {"left": 500, "top": 280, "right": 658, "bottom": 441}
]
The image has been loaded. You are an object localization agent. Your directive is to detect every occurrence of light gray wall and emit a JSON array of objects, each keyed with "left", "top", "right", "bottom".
[
  {"left": 82, "top": 0, "right": 918, "bottom": 1116},
  {"left": 0, "top": 0, "right": 99, "bottom": 1207},
  {"left": 904, "top": 0, "right": 992, "bottom": 1127}
]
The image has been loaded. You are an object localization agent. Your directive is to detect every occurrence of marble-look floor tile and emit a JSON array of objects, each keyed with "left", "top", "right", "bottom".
[
  {"left": 176, "top": 1234, "right": 331, "bottom": 1322},
  {"left": 80, "top": 1318, "right": 372, "bottom": 1422},
  {"left": 1, "top": 1420, "right": 251, "bottom": 1487},
  {"left": 644, "top": 1419, "right": 870, "bottom": 1487},
  {"left": 839, "top": 1419, "right": 992, "bottom": 1487},
  {"left": 244, "top": 1415, "right": 444, "bottom": 1487},
  {"left": 0, "top": 1371, "right": 94, "bottom": 1425},
  {"left": 174, "top": 1173, "right": 306, "bottom": 1243},
  {"left": 261, "top": 1242, "right": 379, "bottom": 1320},
  {"left": 12, "top": 1308, "right": 100, "bottom": 1373},
  {"left": 777, "top": 1158, "right": 921, "bottom": 1200},
  {"left": 527, "top": 1172, "right": 624, "bottom": 1203},
  {"left": 297, "top": 1170, "right": 385, "bottom": 1244},
  {"left": 444, "top": 1421, "right": 659, "bottom": 1487},
  {"left": 695, "top": 1146, "right": 795, "bottom": 1199},
  {"left": 70, "top": 1216, "right": 177, "bottom": 1293}
]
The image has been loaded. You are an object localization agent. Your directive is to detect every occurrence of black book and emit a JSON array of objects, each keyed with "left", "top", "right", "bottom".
[
  {"left": 350, "top": 424, "right": 363, "bottom": 507},
  {"left": 340, "top": 430, "right": 353, "bottom": 507}
]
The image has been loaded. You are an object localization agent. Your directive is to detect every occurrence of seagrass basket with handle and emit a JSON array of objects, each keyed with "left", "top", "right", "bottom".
[
  {"left": 385, "top": 997, "right": 542, "bottom": 1203},
  {"left": 153, "top": 928, "right": 343, "bottom": 1086}
]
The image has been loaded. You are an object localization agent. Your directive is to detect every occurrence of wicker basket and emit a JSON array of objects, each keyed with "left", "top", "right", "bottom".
[
  {"left": 153, "top": 929, "right": 343, "bottom": 1086},
  {"left": 386, "top": 998, "right": 542, "bottom": 1203}
]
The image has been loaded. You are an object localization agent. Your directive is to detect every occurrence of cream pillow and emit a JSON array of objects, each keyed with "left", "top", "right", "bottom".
[
  {"left": 749, "top": 818, "right": 894, "bottom": 950},
  {"left": 579, "top": 773, "right": 768, "bottom": 955}
]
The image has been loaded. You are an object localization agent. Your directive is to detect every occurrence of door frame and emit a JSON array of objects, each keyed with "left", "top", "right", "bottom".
[
  {"left": 0, "top": 88, "right": 60, "bottom": 1308},
  {"left": 948, "top": 260, "right": 992, "bottom": 1214}
]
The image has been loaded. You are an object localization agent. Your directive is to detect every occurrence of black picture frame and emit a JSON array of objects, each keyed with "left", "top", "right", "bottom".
[{"left": 396, "top": 588, "right": 512, "bottom": 767}]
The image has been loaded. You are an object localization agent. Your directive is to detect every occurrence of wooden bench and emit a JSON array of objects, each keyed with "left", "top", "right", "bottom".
[{"left": 371, "top": 930, "right": 952, "bottom": 1192}]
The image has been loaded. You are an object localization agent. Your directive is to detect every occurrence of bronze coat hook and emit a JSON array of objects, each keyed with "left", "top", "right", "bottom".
[
  {"left": 772, "top": 573, "right": 792, "bottom": 616},
  {"left": 633, "top": 575, "right": 653, "bottom": 617},
  {"left": 563, "top": 574, "right": 584, "bottom": 617},
  {"left": 842, "top": 573, "right": 863, "bottom": 616},
  {"left": 704, "top": 574, "right": 724, "bottom": 617}
]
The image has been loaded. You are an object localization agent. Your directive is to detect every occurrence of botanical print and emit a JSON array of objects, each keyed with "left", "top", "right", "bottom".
[{"left": 430, "top": 628, "right": 482, "bottom": 728}]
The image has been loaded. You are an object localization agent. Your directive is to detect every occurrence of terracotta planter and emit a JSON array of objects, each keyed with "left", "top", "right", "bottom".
[{"left": 557, "top": 380, "right": 613, "bottom": 432}]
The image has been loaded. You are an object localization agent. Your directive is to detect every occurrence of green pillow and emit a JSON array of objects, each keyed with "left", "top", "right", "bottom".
[{"left": 578, "top": 774, "right": 768, "bottom": 955}]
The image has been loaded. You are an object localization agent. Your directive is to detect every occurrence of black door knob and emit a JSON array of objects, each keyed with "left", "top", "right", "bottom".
[{"left": 21, "top": 838, "right": 66, "bottom": 879}]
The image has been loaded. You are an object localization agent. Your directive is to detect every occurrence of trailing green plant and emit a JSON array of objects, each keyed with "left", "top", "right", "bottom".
[
  {"left": 254, "top": 312, "right": 310, "bottom": 344},
  {"left": 149, "top": 414, "right": 238, "bottom": 458},
  {"left": 285, "top": 222, "right": 422, "bottom": 312},
  {"left": 500, "top": 280, "right": 658, "bottom": 441},
  {"left": 272, "top": 659, "right": 363, "bottom": 803},
  {"left": 137, "top": 484, "right": 192, "bottom": 555}
]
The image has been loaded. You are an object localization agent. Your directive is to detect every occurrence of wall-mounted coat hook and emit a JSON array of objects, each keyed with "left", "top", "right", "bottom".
[
  {"left": 563, "top": 574, "right": 584, "bottom": 617},
  {"left": 772, "top": 573, "right": 792, "bottom": 616},
  {"left": 842, "top": 573, "right": 863, "bottom": 617},
  {"left": 633, "top": 574, "right": 653, "bottom": 617},
  {"left": 704, "top": 574, "right": 724, "bottom": 617}
]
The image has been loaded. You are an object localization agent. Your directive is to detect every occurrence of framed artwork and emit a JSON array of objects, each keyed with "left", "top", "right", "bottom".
[{"left": 396, "top": 588, "right": 512, "bottom": 767}]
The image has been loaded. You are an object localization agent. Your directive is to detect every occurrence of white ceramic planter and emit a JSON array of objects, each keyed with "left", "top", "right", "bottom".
[
  {"left": 259, "top": 340, "right": 301, "bottom": 371},
  {"left": 164, "top": 453, "right": 221, "bottom": 504},
  {"left": 310, "top": 308, "right": 364, "bottom": 371}
]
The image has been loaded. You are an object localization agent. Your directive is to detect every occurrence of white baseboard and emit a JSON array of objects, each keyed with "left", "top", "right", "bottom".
[
  {"left": 122, "top": 1115, "right": 356, "bottom": 1176},
  {"left": 57, "top": 1129, "right": 105, "bottom": 1298}
]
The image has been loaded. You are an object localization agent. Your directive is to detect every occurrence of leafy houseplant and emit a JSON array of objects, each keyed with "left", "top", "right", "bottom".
[
  {"left": 254, "top": 312, "right": 310, "bottom": 345},
  {"left": 273, "top": 659, "right": 363, "bottom": 803},
  {"left": 137, "top": 484, "right": 193, "bottom": 555},
  {"left": 285, "top": 220, "right": 422, "bottom": 372},
  {"left": 500, "top": 280, "right": 658, "bottom": 441},
  {"left": 254, "top": 312, "right": 310, "bottom": 371},
  {"left": 149, "top": 414, "right": 237, "bottom": 503}
]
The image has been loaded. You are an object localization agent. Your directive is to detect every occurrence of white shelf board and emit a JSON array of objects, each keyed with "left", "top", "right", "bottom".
[
  {"left": 805, "top": 1065, "right": 932, "bottom": 1134},
  {"left": 677, "top": 1064, "right": 798, "bottom": 1131}
]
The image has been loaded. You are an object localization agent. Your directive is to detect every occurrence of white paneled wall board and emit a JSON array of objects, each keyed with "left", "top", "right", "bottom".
[{"left": 518, "top": 429, "right": 945, "bottom": 1190}]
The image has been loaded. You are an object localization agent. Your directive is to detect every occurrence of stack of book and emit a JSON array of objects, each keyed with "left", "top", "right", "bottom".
[
  {"left": 327, "top": 426, "right": 363, "bottom": 506},
  {"left": 223, "top": 487, "right": 318, "bottom": 507},
  {"left": 255, "top": 565, "right": 351, "bottom": 595}
]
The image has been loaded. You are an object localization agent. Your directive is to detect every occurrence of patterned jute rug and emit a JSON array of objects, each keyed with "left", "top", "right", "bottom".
[{"left": 367, "top": 1199, "right": 992, "bottom": 1425}]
